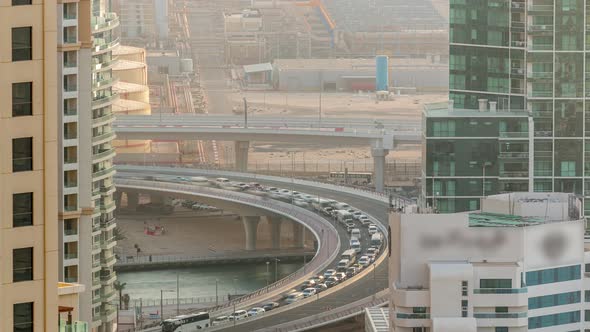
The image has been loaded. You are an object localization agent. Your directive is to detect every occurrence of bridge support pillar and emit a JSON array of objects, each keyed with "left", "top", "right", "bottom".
[
  {"left": 242, "top": 216, "right": 260, "bottom": 250},
  {"left": 293, "top": 222, "right": 304, "bottom": 248},
  {"left": 126, "top": 192, "right": 139, "bottom": 210},
  {"left": 150, "top": 194, "right": 165, "bottom": 204},
  {"left": 268, "top": 216, "right": 282, "bottom": 249},
  {"left": 234, "top": 141, "right": 250, "bottom": 172},
  {"left": 372, "top": 148, "right": 389, "bottom": 193}
]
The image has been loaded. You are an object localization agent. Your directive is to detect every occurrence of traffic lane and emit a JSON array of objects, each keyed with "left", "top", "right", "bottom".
[{"left": 216, "top": 256, "right": 388, "bottom": 331}]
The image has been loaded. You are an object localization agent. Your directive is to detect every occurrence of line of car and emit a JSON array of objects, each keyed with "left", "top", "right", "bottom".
[{"left": 141, "top": 175, "right": 384, "bottom": 329}]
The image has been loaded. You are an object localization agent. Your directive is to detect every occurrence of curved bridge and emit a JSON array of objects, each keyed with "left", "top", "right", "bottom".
[
  {"left": 115, "top": 178, "right": 341, "bottom": 316},
  {"left": 116, "top": 167, "right": 392, "bottom": 331}
]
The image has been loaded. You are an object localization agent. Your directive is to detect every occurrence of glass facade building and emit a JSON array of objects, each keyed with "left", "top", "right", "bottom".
[
  {"left": 423, "top": 104, "right": 532, "bottom": 212},
  {"left": 432, "top": 0, "right": 590, "bottom": 215}
]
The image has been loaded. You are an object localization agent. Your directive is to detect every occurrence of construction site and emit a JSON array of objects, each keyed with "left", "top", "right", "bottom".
[{"left": 112, "top": 0, "right": 449, "bottom": 192}]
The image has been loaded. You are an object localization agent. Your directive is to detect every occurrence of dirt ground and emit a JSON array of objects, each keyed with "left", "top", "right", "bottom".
[{"left": 116, "top": 211, "right": 314, "bottom": 257}]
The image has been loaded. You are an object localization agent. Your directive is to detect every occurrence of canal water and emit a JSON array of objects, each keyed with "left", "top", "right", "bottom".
[{"left": 116, "top": 262, "right": 302, "bottom": 303}]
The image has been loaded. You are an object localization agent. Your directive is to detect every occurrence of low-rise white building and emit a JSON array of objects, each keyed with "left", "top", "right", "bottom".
[{"left": 389, "top": 192, "right": 588, "bottom": 332}]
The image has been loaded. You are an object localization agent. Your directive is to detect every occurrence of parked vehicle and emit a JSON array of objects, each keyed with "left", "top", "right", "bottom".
[
  {"left": 335, "top": 272, "right": 347, "bottom": 281},
  {"left": 370, "top": 233, "right": 383, "bottom": 249},
  {"left": 310, "top": 275, "right": 325, "bottom": 284},
  {"left": 359, "top": 215, "right": 371, "bottom": 225}
]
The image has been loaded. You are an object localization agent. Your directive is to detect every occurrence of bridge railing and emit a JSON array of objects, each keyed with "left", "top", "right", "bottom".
[
  {"left": 115, "top": 179, "right": 341, "bottom": 316},
  {"left": 116, "top": 250, "right": 315, "bottom": 266},
  {"left": 115, "top": 165, "right": 413, "bottom": 206},
  {"left": 254, "top": 289, "right": 389, "bottom": 332}
]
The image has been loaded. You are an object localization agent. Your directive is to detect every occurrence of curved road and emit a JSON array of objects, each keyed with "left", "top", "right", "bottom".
[{"left": 116, "top": 168, "right": 390, "bottom": 331}]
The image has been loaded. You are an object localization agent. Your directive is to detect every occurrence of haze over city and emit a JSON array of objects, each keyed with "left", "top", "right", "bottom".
[{"left": 4, "top": 0, "right": 590, "bottom": 332}]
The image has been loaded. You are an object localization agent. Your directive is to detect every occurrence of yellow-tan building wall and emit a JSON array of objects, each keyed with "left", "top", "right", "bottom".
[{"left": 0, "top": 0, "right": 59, "bottom": 331}]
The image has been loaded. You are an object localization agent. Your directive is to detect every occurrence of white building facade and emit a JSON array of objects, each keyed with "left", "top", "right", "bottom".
[{"left": 389, "top": 192, "right": 589, "bottom": 332}]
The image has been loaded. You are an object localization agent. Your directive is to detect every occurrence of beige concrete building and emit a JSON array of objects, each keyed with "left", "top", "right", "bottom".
[
  {"left": 0, "top": 0, "right": 59, "bottom": 331},
  {"left": 112, "top": 45, "right": 152, "bottom": 161}
]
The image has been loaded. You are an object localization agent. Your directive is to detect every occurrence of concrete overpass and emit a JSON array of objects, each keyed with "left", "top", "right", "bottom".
[
  {"left": 115, "top": 177, "right": 341, "bottom": 316},
  {"left": 116, "top": 167, "right": 392, "bottom": 331},
  {"left": 113, "top": 114, "right": 422, "bottom": 192}
]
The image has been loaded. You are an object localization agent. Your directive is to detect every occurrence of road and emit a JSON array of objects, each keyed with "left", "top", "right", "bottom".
[{"left": 117, "top": 169, "right": 390, "bottom": 331}]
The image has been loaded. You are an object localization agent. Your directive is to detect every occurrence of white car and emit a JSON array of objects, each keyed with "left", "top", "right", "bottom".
[
  {"left": 247, "top": 307, "right": 266, "bottom": 317},
  {"left": 323, "top": 269, "right": 337, "bottom": 279},
  {"left": 352, "top": 211, "right": 363, "bottom": 220},
  {"left": 368, "top": 225, "right": 378, "bottom": 235},
  {"left": 302, "top": 287, "right": 317, "bottom": 297},
  {"left": 212, "top": 316, "right": 229, "bottom": 326},
  {"left": 358, "top": 256, "right": 371, "bottom": 267},
  {"left": 285, "top": 292, "right": 305, "bottom": 304},
  {"left": 228, "top": 310, "right": 248, "bottom": 321},
  {"left": 359, "top": 215, "right": 371, "bottom": 225}
]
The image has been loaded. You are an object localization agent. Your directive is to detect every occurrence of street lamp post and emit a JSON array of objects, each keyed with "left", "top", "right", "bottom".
[
  {"left": 243, "top": 97, "right": 248, "bottom": 129},
  {"left": 215, "top": 279, "right": 219, "bottom": 305},
  {"left": 160, "top": 289, "right": 175, "bottom": 324},
  {"left": 266, "top": 261, "right": 270, "bottom": 286},
  {"left": 274, "top": 258, "right": 280, "bottom": 283}
]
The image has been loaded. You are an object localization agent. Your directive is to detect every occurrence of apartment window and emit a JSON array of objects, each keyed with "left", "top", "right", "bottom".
[
  {"left": 528, "top": 310, "right": 580, "bottom": 329},
  {"left": 479, "top": 279, "right": 512, "bottom": 288},
  {"left": 495, "top": 328, "right": 508, "bottom": 332},
  {"left": 526, "top": 265, "right": 581, "bottom": 286},
  {"left": 12, "top": 82, "right": 32, "bottom": 117},
  {"left": 12, "top": 27, "right": 32, "bottom": 61},
  {"left": 461, "top": 281, "right": 468, "bottom": 296},
  {"left": 461, "top": 300, "right": 468, "bottom": 317},
  {"left": 13, "top": 247, "right": 33, "bottom": 282},
  {"left": 12, "top": 137, "right": 33, "bottom": 172},
  {"left": 13, "top": 193, "right": 33, "bottom": 227},
  {"left": 529, "top": 291, "right": 581, "bottom": 309},
  {"left": 12, "top": 0, "right": 32, "bottom": 5},
  {"left": 13, "top": 302, "right": 33, "bottom": 332}
]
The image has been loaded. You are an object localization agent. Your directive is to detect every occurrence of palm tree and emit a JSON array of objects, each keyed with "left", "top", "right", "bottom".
[{"left": 113, "top": 281, "right": 127, "bottom": 310}]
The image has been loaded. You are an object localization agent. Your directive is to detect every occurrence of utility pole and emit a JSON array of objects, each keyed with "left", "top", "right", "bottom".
[
  {"left": 215, "top": 279, "right": 218, "bottom": 305},
  {"left": 243, "top": 97, "right": 248, "bottom": 128},
  {"left": 176, "top": 274, "right": 180, "bottom": 316},
  {"left": 319, "top": 72, "right": 323, "bottom": 128}
]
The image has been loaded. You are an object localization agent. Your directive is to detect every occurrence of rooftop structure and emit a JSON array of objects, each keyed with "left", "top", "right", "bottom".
[{"left": 389, "top": 192, "right": 587, "bottom": 332}]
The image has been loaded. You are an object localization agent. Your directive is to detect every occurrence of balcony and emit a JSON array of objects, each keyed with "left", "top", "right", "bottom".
[
  {"left": 92, "top": 148, "right": 116, "bottom": 163},
  {"left": 527, "top": 24, "right": 553, "bottom": 33},
  {"left": 511, "top": 2, "right": 525, "bottom": 11},
  {"left": 499, "top": 152, "right": 529, "bottom": 159},
  {"left": 528, "top": 90, "right": 552, "bottom": 98},
  {"left": 511, "top": 40, "right": 526, "bottom": 48},
  {"left": 528, "top": 4, "right": 553, "bottom": 12},
  {"left": 396, "top": 313, "right": 430, "bottom": 319},
  {"left": 101, "top": 217, "right": 116, "bottom": 230},
  {"left": 474, "top": 312, "right": 527, "bottom": 319},
  {"left": 527, "top": 71, "right": 552, "bottom": 79},
  {"left": 100, "top": 255, "right": 116, "bottom": 267},
  {"left": 91, "top": 94, "right": 118, "bottom": 108},
  {"left": 92, "top": 166, "right": 115, "bottom": 180},
  {"left": 499, "top": 171, "right": 528, "bottom": 178},
  {"left": 499, "top": 131, "right": 528, "bottom": 138},
  {"left": 474, "top": 288, "right": 527, "bottom": 294},
  {"left": 528, "top": 43, "right": 553, "bottom": 51},
  {"left": 64, "top": 252, "right": 78, "bottom": 260},
  {"left": 101, "top": 236, "right": 117, "bottom": 250},
  {"left": 91, "top": 131, "right": 116, "bottom": 144},
  {"left": 91, "top": 13, "right": 119, "bottom": 33},
  {"left": 64, "top": 227, "right": 78, "bottom": 236},
  {"left": 511, "top": 67, "right": 525, "bottom": 76},
  {"left": 100, "top": 272, "right": 117, "bottom": 285},
  {"left": 92, "top": 76, "right": 119, "bottom": 90},
  {"left": 92, "top": 112, "right": 115, "bottom": 126}
]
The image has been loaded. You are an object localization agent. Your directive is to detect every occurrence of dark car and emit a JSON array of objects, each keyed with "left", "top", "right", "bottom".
[
  {"left": 261, "top": 302, "right": 280, "bottom": 311},
  {"left": 325, "top": 276, "right": 339, "bottom": 288},
  {"left": 346, "top": 267, "right": 358, "bottom": 278}
]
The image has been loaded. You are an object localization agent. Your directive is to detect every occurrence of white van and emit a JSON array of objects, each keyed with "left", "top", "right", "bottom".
[
  {"left": 351, "top": 228, "right": 361, "bottom": 240},
  {"left": 341, "top": 249, "right": 357, "bottom": 264},
  {"left": 335, "top": 210, "right": 353, "bottom": 224},
  {"left": 215, "top": 178, "right": 230, "bottom": 183},
  {"left": 337, "top": 259, "right": 351, "bottom": 269},
  {"left": 190, "top": 176, "right": 210, "bottom": 186}
]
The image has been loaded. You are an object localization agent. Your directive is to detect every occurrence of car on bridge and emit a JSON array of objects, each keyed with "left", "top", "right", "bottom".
[
  {"left": 285, "top": 292, "right": 305, "bottom": 304},
  {"left": 300, "top": 279, "right": 316, "bottom": 290},
  {"left": 314, "top": 283, "right": 328, "bottom": 293},
  {"left": 302, "top": 288, "right": 317, "bottom": 298},
  {"left": 323, "top": 269, "right": 336, "bottom": 279},
  {"left": 261, "top": 302, "right": 280, "bottom": 311},
  {"left": 211, "top": 316, "right": 229, "bottom": 326},
  {"left": 358, "top": 256, "right": 371, "bottom": 267},
  {"left": 228, "top": 310, "right": 248, "bottom": 321},
  {"left": 247, "top": 307, "right": 265, "bottom": 317}
]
